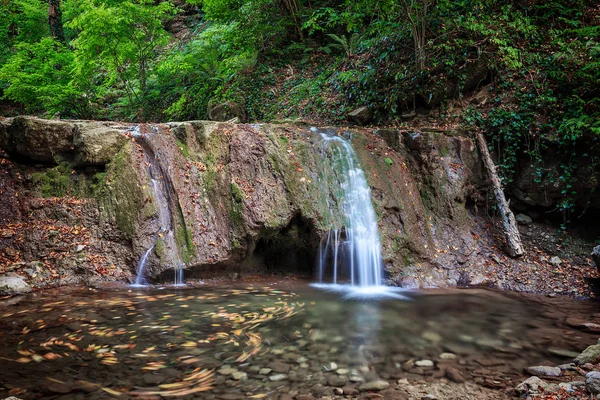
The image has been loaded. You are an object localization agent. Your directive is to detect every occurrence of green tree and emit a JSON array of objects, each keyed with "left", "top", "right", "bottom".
[
  {"left": 67, "top": 0, "right": 174, "bottom": 120},
  {"left": 0, "top": 37, "right": 84, "bottom": 116}
]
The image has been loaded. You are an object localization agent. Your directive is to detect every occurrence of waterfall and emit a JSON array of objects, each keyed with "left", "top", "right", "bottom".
[
  {"left": 315, "top": 129, "right": 384, "bottom": 288},
  {"left": 130, "top": 126, "right": 184, "bottom": 286}
]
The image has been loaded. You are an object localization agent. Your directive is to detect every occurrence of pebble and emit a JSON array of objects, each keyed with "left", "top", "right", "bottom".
[
  {"left": 269, "top": 361, "right": 291, "bottom": 373},
  {"left": 269, "top": 374, "right": 288, "bottom": 382},
  {"left": 439, "top": 353, "right": 456, "bottom": 360},
  {"left": 415, "top": 360, "right": 434, "bottom": 367},
  {"left": 231, "top": 371, "right": 247, "bottom": 381},
  {"left": 259, "top": 368, "right": 272, "bottom": 375},
  {"left": 218, "top": 366, "right": 237, "bottom": 376},
  {"left": 445, "top": 366, "right": 465, "bottom": 383},
  {"left": 336, "top": 368, "right": 349, "bottom": 375},
  {"left": 342, "top": 386, "right": 359, "bottom": 395},
  {"left": 359, "top": 380, "right": 389, "bottom": 391},
  {"left": 327, "top": 375, "right": 347, "bottom": 387},
  {"left": 422, "top": 331, "right": 442, "bottom": 343},
  {"left": 526, "top": 366, "right": 561, "bottom": 377},
  {"left": 422, "top": 395, "right": 437, "bottom": 400}
]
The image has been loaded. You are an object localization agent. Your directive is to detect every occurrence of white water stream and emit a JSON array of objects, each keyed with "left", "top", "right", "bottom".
[
  {"left": 130, "top": 126, "right": 184, "bottom": 286},
  {"left": 314, "top": 130, "right": 386, "bottom": 290}
]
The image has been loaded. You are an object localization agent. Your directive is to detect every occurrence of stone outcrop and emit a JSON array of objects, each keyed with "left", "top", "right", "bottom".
[
  {"left": 6, "top": 117, "right": 76, "bottom": 162},
  {"left": 0, "top": 117, "right": 596, "bottom": 294},
  {"left": 73, "top": 122, "right": 128, "bottom": 166}
]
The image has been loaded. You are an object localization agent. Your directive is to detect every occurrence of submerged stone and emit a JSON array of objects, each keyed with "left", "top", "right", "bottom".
[{"left": 359, "top": 380, "right": 390, "bottom": 391}]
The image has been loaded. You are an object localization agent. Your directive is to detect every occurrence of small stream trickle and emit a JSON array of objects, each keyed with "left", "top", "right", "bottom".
[
  {"left": 130, "top": 126, "right": 184, "bottom": 286},
  {"left": 313, "top": 129, "right": 388, "bottom": 294}
]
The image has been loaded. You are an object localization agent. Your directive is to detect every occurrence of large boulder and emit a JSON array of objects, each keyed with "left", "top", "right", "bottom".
[
  {"left": 8, "top": 116, "right": 75, "bottom": 162},
  {"left": 0, "top": 276, "right": 32, "bottom": 296},
  {"left": 592, "top": 245, "right": 600, "bottom": 272},
  {"left": 73, "top": 123, "right": 128, "bottom": 166},
  {"left": 207, "top": 101, "right": 247, "bottom": 122}
]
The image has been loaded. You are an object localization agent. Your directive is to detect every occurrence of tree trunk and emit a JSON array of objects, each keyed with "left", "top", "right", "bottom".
[
  {"left": 48, "top": 0, "right": 65, "bottom": 43},
  {"left": 476, "top": 130, "right": 524, "bottom": 257}
]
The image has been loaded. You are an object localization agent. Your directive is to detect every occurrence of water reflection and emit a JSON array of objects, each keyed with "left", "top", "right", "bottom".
[{"left": 0, "top": 284, "right": 597, "bottom": 399}]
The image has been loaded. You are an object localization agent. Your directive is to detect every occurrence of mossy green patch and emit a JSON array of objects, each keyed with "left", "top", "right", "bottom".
[
  {"left": 95, "top": 141, "right": 144, "bottom": 239},
  {"left": 176, "top": 139, "right": 190, "bottom": 158},
  {"left": 175, "top": 224, "right": 195, "bottom": 263},
  {"left": 229, "top": 181, "right": 244, "bottom": 227},
  {"left": 31, "top": 162, "right": 89, "bottom": 198}
]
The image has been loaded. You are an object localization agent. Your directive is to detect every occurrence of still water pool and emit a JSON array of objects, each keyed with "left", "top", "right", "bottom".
[{"left": 0, "top": 281, "right": 597, "bottom": 399}]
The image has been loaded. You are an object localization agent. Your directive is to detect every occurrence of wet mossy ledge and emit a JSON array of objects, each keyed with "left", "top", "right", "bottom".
[
  {"left": 0, "top": 116, "right": 488, "bottom": 290},
  {"left": 4, "top": 116, "right": 593, "bottom": 296}
]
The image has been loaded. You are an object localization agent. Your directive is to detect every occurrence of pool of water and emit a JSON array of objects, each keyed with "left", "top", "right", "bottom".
[{"left": 0, "top": 282, "right": 597, "bottom": 399}]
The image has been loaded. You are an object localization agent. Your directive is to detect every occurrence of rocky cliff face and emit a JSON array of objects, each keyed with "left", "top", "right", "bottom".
[{"left": 0, "top": 117, "right": 597, "bottom": 295}]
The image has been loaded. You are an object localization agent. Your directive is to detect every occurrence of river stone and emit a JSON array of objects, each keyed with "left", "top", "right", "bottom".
[
  {"left": 526, "top": 366, "right": 561, "bottom": 377},
  {"left": 8, "top": 116, "right": 75, "bottom": 162},
  {"left": 422, "top": 331, "right": 442, "bottom": 343},
  {"left": 268, "top": 361, "right": 291, "bottom": 373},
  {"left": 415, "top": 360, "right": 434, "bottom": 367},
  {"left": 73, "top": 123, "right": 127, "bottom": 166},
  {"left": 231, "top": 371, "right": 247, "bottom": 381},
  {"left": 445, "top": 366, "right": 465, "bottom": 383},
  {"left": 515, "top": 376, "right": 558, "bottom": 395},
  {"left": 359, "top": 380, "right": 389, "bottom": 391},
  {"left": 593, "top": 246, "right": 600, "bottom": 271},
  {"left": 259, "top": 368, "right": 272, "bottom": 375},
  {"left": 587, "top": 371, "right": 600, "bottom": 394},
  {"left": 327, "top": 375, "right": 347, "bottom": 387},
  {"left": 218, "top": 366, "right": 237, "bottom": 375},
  {"left": 439, "top": 353, "right": 456, "bottom": 360},
  {"left": 268, "top": 374, "right": 287, "bottom": 382},
  {"left": 515, "top": 213, "right": 533, "bottom": 225},
  {"left": 575, "top": 344, "right": 600, "bottom": 364},
  {"left": 0, "top": 276, "right": 32, "bottom": 296}
]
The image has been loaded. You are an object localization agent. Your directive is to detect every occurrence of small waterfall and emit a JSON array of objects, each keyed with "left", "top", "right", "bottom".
[
  {"left": 130, "top": 126, "right": 185, "bottom": 286},
  {"left": 132, "top": 246, "right": 154, "bottom": 287},
  {"left": 315, "top": 130, "right": 384, "bottom": 288}
]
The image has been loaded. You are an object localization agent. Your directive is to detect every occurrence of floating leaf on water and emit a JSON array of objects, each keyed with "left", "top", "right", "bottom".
[
  {"left": 181, "top": 357, "right": 201, "bottom": 365},
  {"left": 101, "top": 387, "right": 123, "bottom": 397}
]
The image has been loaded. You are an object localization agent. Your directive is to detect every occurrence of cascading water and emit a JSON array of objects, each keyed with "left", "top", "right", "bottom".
[
  {"left": 315, "top": 130, "right": 384, "bottom": 286},
  {"left": 314, "top": 129, "right": 407, "bottom": 298},
  {"left": 130, "top": 126, "right": 185, "bottom": 286}
]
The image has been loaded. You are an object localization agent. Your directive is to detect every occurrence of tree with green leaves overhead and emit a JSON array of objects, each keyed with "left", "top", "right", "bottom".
[{"left": 67, "top": 0, "right": 174, "bottom": 120}]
